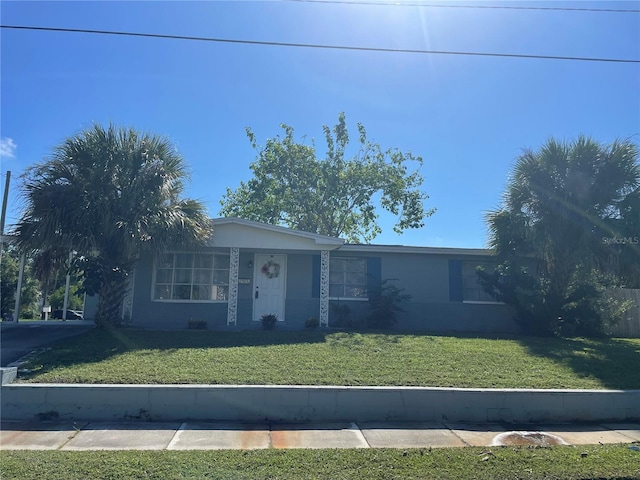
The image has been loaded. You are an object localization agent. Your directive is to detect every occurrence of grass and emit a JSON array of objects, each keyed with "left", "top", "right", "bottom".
[
  {"left": 2, "top": 445, "right": 640, "bottom": 479},
  {"left": 16, "top": 329, "right": 640, "bottom": 389}
]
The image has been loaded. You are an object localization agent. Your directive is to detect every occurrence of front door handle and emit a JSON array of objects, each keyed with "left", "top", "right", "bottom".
[{"left": 255, "top": 287, "right": 259, "bottom": 299}]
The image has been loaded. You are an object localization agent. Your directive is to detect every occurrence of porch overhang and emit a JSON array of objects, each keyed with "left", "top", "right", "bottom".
[{"left": 209, "top": 217, "right": 344, "bottom": 251}]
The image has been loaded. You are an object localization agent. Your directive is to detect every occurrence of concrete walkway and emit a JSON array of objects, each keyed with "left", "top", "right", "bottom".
[{"left": 2, "top": 421, "right": 639, "bottom": 450}]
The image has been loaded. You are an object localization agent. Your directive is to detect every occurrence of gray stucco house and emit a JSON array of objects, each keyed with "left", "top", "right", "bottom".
[{"left": 117, "top": 217, "right": 517, "bottom": 332}]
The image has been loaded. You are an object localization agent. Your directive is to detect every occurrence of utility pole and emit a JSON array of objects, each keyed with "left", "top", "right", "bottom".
[
  {"left": 62, "top": 251, "right": 73, "bottom": 321},
  {"left": 2, "top": 171, "right": 26, "bottom": 322},
  {"left": 0, "top": 170, "right": 10, "bottom": 237},
  {"left": 1, "top": 170, "right": 11, "bottom": 264},
  {"left": 13, "top": 252, "right": 25, "bottom": 322}
]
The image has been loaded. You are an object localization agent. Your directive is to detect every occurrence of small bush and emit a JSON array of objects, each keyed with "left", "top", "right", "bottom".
[
  {"left": 261, "top": 314, "right": 278, "bottom": 330},
  {"left": 187, "top": 318, "right": 208, "bottom": 330},
  {"left": 367, "top": 278, "right": 411, "bottom": 329},
  {"left": 305, "top": 317, "right": 319, "bottom": 329},
  {"left": 331, "top": 302, "right": 360, "bottom": 329}
]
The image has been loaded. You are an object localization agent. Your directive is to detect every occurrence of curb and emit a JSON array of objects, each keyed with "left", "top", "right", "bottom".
[{"left": 2, "top": 381, "right": 639, "bottom": 424}]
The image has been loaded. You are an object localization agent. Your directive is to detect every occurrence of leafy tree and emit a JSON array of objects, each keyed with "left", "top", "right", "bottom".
[
  {"left": 480, "top": 137, "right": 640, "bottom": 336},
  {"left": 1, "top": 244, "right": 41, "bottom": 320},
  {"left": 48, "top": 282, "right": 83, "bottom": 311},
  {"left": 1, "top": 246, "right": 22, "bottom": 319},
  {"left": 13, "top": 124, "right": 213, "bottom": 327},
  {"left": 220, "top": 113, "right": 433, "bottom": 243}
]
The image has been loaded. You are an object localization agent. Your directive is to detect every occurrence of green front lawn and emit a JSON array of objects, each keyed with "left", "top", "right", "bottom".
[
  {"left": 16, "top": 329, "right": 640, "bottom": 389},
  {"left": 2, "top": 446, "right": 639, "bottom": 480}
]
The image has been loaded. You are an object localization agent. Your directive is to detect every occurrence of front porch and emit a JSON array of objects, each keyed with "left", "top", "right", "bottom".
[{"left": 129, "top": 218, "right": 345, "bottom": 330}]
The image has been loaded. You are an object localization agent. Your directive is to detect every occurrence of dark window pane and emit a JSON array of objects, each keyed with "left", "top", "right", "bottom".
[
  {"left": 174, "top": 269, "right": 192, "bottom": 283},
  {"left": 172, "top": 285, "right": 191, "bottom": 300},
  {"left": 214, "top": 255, "right": 230, "bottom": 269},
  {"left": 330, "top": 257, "right": 367, "bottom": 298},
  {"left": 213, "top": 270, "right": 229, "bottom": 285},
  {"left": 156, "top": 254, "right": 174, "bottom": 269},
  {"left": 155, "top": 269, "right": 173, "bottom": 283},
  {"left": 192, "top": 285, "right": 212, "bottom": 300},
  {"left": 329, "top": 271, "right": 344, "bottom": 283},
  {"left": 330, "top": 258, "right": 347, "bottom": 272},
  {"left": 154, "top": 285, "right": 171, "bottom": 300},
  {"left": 346, "top": 272, "right": 365, "bottom": 285},
  {"left": 194, "top": 254, "right": 213, "bottom": 269},
  {"left": 175, "top": 253, "right": 193, "bottom": 268},
  {"left": 462, "top": 261, "right": 496, "bottom": 301},
  {"left": 348, "top": 259, "right": 366, "bottom": 273},
  {"left": 463, "top": 276, "right": 479, "bottom": 289},
  {"left": 329, "top": 285, "right": 343, "bottom": 297},
  {"left": 193, "top": 269, "right": 212, "bottom": 284}
]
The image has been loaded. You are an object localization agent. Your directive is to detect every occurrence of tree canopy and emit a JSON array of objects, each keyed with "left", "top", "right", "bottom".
[
  {"left": 481, "top": 136, "right": 640, "bottom": 336},
  {"left": 14, "top": 124, "right": 213, "bottom": 326},
  {"left": 220, "top": 113, "right": 433, "bottom": 243}
]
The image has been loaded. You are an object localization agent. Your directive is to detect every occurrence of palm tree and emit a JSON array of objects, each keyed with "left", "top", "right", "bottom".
[
  {"left": 14, "top": 124, "right": 213, "bottom": 327},
  {"left": 484, "top": 136, "right": 639, "bottom": 335}
]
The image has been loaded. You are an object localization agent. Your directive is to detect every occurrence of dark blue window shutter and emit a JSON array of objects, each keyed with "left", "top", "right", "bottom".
[
  {"left": 449, "top": 259, "right": 463, "bottom": 302},
  {"left": 312, "top": 255, "right": 320, "bottom": 298},
  {"left": 366, "top": 257, "right": 382, "bottom": 299}
]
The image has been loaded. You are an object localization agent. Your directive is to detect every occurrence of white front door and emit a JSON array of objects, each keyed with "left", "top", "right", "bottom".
[{"left": 253, "top": 254, "right": 286, "bottom": 322}]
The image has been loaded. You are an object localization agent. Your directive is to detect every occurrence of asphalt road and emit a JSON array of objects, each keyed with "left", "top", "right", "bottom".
[{"left": 0, "top": 322, "right": 94, "bottom": 367}]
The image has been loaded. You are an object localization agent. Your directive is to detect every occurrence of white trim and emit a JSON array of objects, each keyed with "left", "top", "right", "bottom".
[
  {"left": 319, "top": 250, "right": 329, "bottom": 327},
  {"left": 339, "top": 244, "right": 494, "bottom": 256},
  {"left": 463, "top": 300, "right": 505, "bottom": 305},
  {"left": 328, "top": 297, "right": 368, "bottom": 302},
  {"left": 227, "top": 247, "right": 239, "bottom": 326},
  {"left": 152, "top": 299, "right": 228, "bottom": 304}
]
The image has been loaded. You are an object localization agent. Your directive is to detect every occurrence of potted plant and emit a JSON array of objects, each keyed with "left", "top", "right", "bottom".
[{"left": 261, "top": 313, "right": 278, "bottom": 330}]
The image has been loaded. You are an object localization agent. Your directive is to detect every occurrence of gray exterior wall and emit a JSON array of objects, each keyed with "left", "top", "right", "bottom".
[
  {"left": 131, "top": 250, "right": 233, "bottom": 330},
  {"left": 131, "top": 250, "right": 321, "bottom": 330},
  {"left": 130, "top": 249, "right": 518, "bottom": 333},
  {"left": 284, "top": 254, "right": 320, "bottom": 327},
  {"left": 328, "top": 251, "right": 518, "bottom": 333}
]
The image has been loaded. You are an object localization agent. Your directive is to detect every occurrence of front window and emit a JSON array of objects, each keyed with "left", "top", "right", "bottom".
[
  {"left": 154, "top": 252, "right": 230, "bottom": 301},
  {"left": 330, "top": 257, "right": 367, "bottom": 299},
  {"left": 463, "top": 261, "right": 498, "bottom": 302}
]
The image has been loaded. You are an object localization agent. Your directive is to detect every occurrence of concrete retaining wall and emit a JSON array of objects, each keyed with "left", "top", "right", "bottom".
[{"left": 2, "top": 381, "right": 639, "bottom": 424}]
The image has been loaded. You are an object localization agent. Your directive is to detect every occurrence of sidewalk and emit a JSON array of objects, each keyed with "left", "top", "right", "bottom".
[{"left": 2, "top": 420, "right": 639, "bottom": 450}]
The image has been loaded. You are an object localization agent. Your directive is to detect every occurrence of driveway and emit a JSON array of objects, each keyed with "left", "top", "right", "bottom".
[{"left": 0, "top": 321, "right": 94, "bottom": 367}]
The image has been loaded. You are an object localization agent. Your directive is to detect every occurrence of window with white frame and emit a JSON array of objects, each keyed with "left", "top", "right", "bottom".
[
  {"left": 153, "top": 252, "right": 230, "bottom": 301},
  {"left": 329, "top": 257, "right": 367, "bottom": 299},
  {"left": 462, "top": 261, "right": 498, "bottom": 302}
]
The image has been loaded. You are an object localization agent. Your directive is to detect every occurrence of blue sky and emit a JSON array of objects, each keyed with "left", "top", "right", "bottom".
[{"left": 1, "top": 0, "right": 638, "bottom": 247}]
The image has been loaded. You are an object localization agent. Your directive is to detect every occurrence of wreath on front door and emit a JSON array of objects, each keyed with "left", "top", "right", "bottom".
[{"left": 261, "top": 260, "right": 280, "bottom": 279}]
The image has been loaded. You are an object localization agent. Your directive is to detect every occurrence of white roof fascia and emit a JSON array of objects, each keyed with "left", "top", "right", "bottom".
[
  {"left": 338, "top": 244, "right": 495, "bottom": 257},
  {"left": 210, "top": 218, "right": 492, "bottom": 255}
]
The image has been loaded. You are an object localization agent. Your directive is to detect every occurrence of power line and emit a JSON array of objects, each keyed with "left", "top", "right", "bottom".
[
  {"left": 286, "top": 0, "right": 640, "bottom": 14},
  {"left": 2, "top": 24, "right": 638, "bottom": 64}
]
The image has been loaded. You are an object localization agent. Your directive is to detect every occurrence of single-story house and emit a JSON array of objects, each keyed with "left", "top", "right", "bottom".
[{"left": 107, "top": 218, "right": 518, "bottom": 333}]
